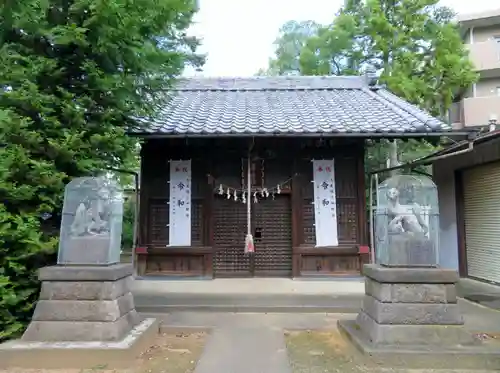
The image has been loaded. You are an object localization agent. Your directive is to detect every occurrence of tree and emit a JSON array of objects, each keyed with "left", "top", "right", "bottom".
[
  {"left": 263, "top": 0, "right": 477, "bottom": 176},
  {"left": 265, "top": 20, "right": 321, "bottom": 76},
  {"left": 121, "top": 198, "right": 136, "bottom": 251},
  {"left": 299, "top": 0, "right": 477, "bottom": 118},
  {"left": 0, "top": 0, "right": 202, "bottom": 341}
]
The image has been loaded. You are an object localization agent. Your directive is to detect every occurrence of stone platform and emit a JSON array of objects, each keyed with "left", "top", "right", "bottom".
[
  {"left": 0, "top": 264, "right": 159, "bottom": 369},
  {"left": 338, "top": 264, "right": 497, "bottom": 356},
  {"left": 0, "top": 318, "right": 159, "bottom": 369}
]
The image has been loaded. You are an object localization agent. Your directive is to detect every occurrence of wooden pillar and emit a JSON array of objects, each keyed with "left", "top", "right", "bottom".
[
  {"left": 356, "top": 143, "right": 368, "bottom": 245},
  {"left": 138, "top": 141, "right": 149, "bottom": 247},
  {"left": 356, "top": 142, "right": 369, "bottom": 269},
  {"left": 204, "top": 158, "right": 215, "bottom": 277},
  {"left": 291, "top": 159, "right": 304, "bottom": 278}
]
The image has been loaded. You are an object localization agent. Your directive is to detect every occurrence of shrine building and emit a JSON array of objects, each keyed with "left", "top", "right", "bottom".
[{"left": 131, "top": 75, "right": 468, "bottom": 278}]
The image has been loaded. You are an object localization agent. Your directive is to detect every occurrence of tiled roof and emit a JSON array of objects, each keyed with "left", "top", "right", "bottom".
[{"left": 134, "top": 76, "right": 453, "bottom": 136}]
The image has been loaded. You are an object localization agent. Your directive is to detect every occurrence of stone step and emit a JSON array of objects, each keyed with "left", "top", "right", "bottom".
[{"left": 133, "top": 293, "right": 363, "bottom": 313}]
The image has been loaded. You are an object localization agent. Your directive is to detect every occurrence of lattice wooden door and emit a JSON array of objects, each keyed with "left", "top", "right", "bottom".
[
  {"left": 253, "top": 196, "right": 293, "bottom": 277},
  {"left": 213, "top": 196, "right": 250, "bottom": 277}
]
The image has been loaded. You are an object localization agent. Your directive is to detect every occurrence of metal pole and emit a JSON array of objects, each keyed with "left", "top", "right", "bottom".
[{"left": 105, "top": 167, "right": 140, "bottom": 276}]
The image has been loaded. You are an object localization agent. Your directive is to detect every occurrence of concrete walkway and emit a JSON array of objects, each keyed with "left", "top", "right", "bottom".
[
  {"left": 159, "top": 313, "right": 344, "bottom": 373},
  {"left": 134, "top": 277, "right": 500, "bottom": 372},
  {"left": 150, "top": 300, "right": 500, "bottom": 373}
]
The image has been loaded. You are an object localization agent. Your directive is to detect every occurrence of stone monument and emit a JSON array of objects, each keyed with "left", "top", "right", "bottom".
[
  {"left": 0, "top": 176, "right": 157, "bottom": 369},
  {"left": 58, "top": 176, "right": 123, "bottom": 265},
  {"left": 375, "top": 175, "right": 438, "bottom": 267},
  {"left": 338, "top": 174, "right": 486, "bottom": 356}
]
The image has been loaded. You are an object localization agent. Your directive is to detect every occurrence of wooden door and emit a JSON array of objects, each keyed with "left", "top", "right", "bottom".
[
  {"left": 253, "top": 196, "right": 293, "bottom": 277},
  {"left": 213, "top": 196, "right": 250, "bottom": 277}
]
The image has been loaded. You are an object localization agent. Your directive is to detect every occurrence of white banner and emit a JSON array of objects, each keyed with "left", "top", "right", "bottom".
[
  {"left": 312, "top": 159, "right": 338, "bottom": 247},
  {"left": 168, "top": 160, "right": 192, "bottom": 246}
]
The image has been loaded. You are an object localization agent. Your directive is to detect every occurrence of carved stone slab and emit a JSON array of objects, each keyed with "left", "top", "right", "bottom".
[
  {"left": 58, "top": 236, "right": 114, "bottom": 265},
  {"left": 380, "top": 233, "right": 437, "bottom": 268}
]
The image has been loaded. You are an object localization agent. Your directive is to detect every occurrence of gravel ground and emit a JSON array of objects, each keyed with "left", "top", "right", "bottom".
[
  {"left": 285, "top": 330, "right": 500, "bottom": 373},
  {"left": 0, "top": 332, "right": 207, "bottom": 373}
]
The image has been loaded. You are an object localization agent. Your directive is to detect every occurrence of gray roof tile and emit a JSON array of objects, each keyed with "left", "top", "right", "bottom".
[{"left": 134, "top": 76, "right": 452, "bottom": 136}]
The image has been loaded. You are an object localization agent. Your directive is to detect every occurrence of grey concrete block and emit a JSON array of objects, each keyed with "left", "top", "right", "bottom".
[
  {"left": 445, "top": 284, "right": 457, "bottom": 302},
  {"left": 362, "top": 295, "right": 463, "bottom": 325},
  {"left": 22, "top": 310, "right": 142, "bottom": 342},
  {"left": 39, "top": 264, "right": 133, "bottom": 282},
  {"left": 118, "top": 292, "right": 135, "bottom": 316},
  {"left": 39, "top": 276, "right": 132, "bottom": 301},
  {"left": 363, "top": 264, "right": 459, "bottom": 284},
  {"left": 365, "top": 278, "right": 458, "bottom": 304},
  {"left": 32, "top": 292, "right": 135, "bottom": 322},
  {"left": 355, "top": 310, "right": 475, "bottom": 345}
]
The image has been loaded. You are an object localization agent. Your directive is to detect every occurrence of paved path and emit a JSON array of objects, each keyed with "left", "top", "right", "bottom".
[
  {"left": 196, "top": 325, "right": 290, "bottom": 373},
  {"left": 137, "top": 278, "right": 500, "bottom": 373},
  {"left": 150, "top": 301, "right": 500, "bottom": 373},
  {"left": 158, "top": 313, "right": 344, "bottom": 373}
]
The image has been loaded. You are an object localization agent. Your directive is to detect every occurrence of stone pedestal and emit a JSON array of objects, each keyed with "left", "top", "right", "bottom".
[
  {"left": 0, "top": 264, "right": 159, "bottom": 369},
  {"left": 22, "top": 263, "right": 142, "bottom": 342},
  {"left": 339, "top": 264, "right": 479, "bottom": 351}
]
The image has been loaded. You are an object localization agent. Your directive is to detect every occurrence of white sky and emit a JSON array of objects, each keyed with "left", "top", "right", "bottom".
[{"left": 184, "top": 0, "right": 498, "bottom": 77}]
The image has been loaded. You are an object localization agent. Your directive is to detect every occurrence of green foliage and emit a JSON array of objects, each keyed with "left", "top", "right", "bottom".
[
  {"left": 121, "top": 198, "right": 136, "bottom": 251},
  {"left": 0, "top": 0, "right": 201, "bottom": 341},
  {"left": 264, "top": 20, "right": 321, "bottom": 76},
  {"left": 264, "top": 0, "right": 478, "bottom": 171}
]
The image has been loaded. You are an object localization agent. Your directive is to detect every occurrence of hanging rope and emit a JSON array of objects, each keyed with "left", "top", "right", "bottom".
[
  {"left": 244, "top": 155, "right": 254, "bottom": 254},
  {"left": 212, "top": 173, "right": 298, "bottom": 202}
]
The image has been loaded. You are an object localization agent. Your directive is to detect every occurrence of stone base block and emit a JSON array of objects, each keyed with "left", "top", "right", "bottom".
[
  {"left": 362, "top": 264, "right": 459, "bottom": 284},
  {"left": 338, "top": 318, "right": 500, "bottom": 363},
  {"left": 39, "top": 263, "right": 133, "bottom": 282},
  {"left": 362, "top": 295, "right": 463, "bottom": 325},
  {"left": 23, "top": 310, "right": 142, "bottom": 342},
  {"left": 355, "top": 310, "right": 475, "bottom": 345},
  {"left": 348, "top": 264, "right": 477, "bottom": 354},
  {"left": 365, "top": 277, "right": 457, "bottom": 303},
  {"left": 341, "top": 264, "right": 482, "bottom": 358},
  {"left": 32, "top": 292, "right": 135, "bottom": 322},
  {"left": 40, "top": 275, "right": 133, "bottom": 300},
  {"left": 0, "top": 318, "right": 159, "bottom": 370},
  {"left": 22, "top": 264, "right": 141, "bottom": 342}
]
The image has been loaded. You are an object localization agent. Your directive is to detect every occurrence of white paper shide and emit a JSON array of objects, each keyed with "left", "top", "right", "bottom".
[
  {"left": 312, "top": 159, "right": 338, "bottom": 247},
  {"left": 169, "top": 160, "right": 191, "bottom": 246}
]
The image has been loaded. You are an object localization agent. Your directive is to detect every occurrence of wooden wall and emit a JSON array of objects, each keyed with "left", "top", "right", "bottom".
[{"left": 137, "top": 137, "right": 368, "bottom": 278}]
